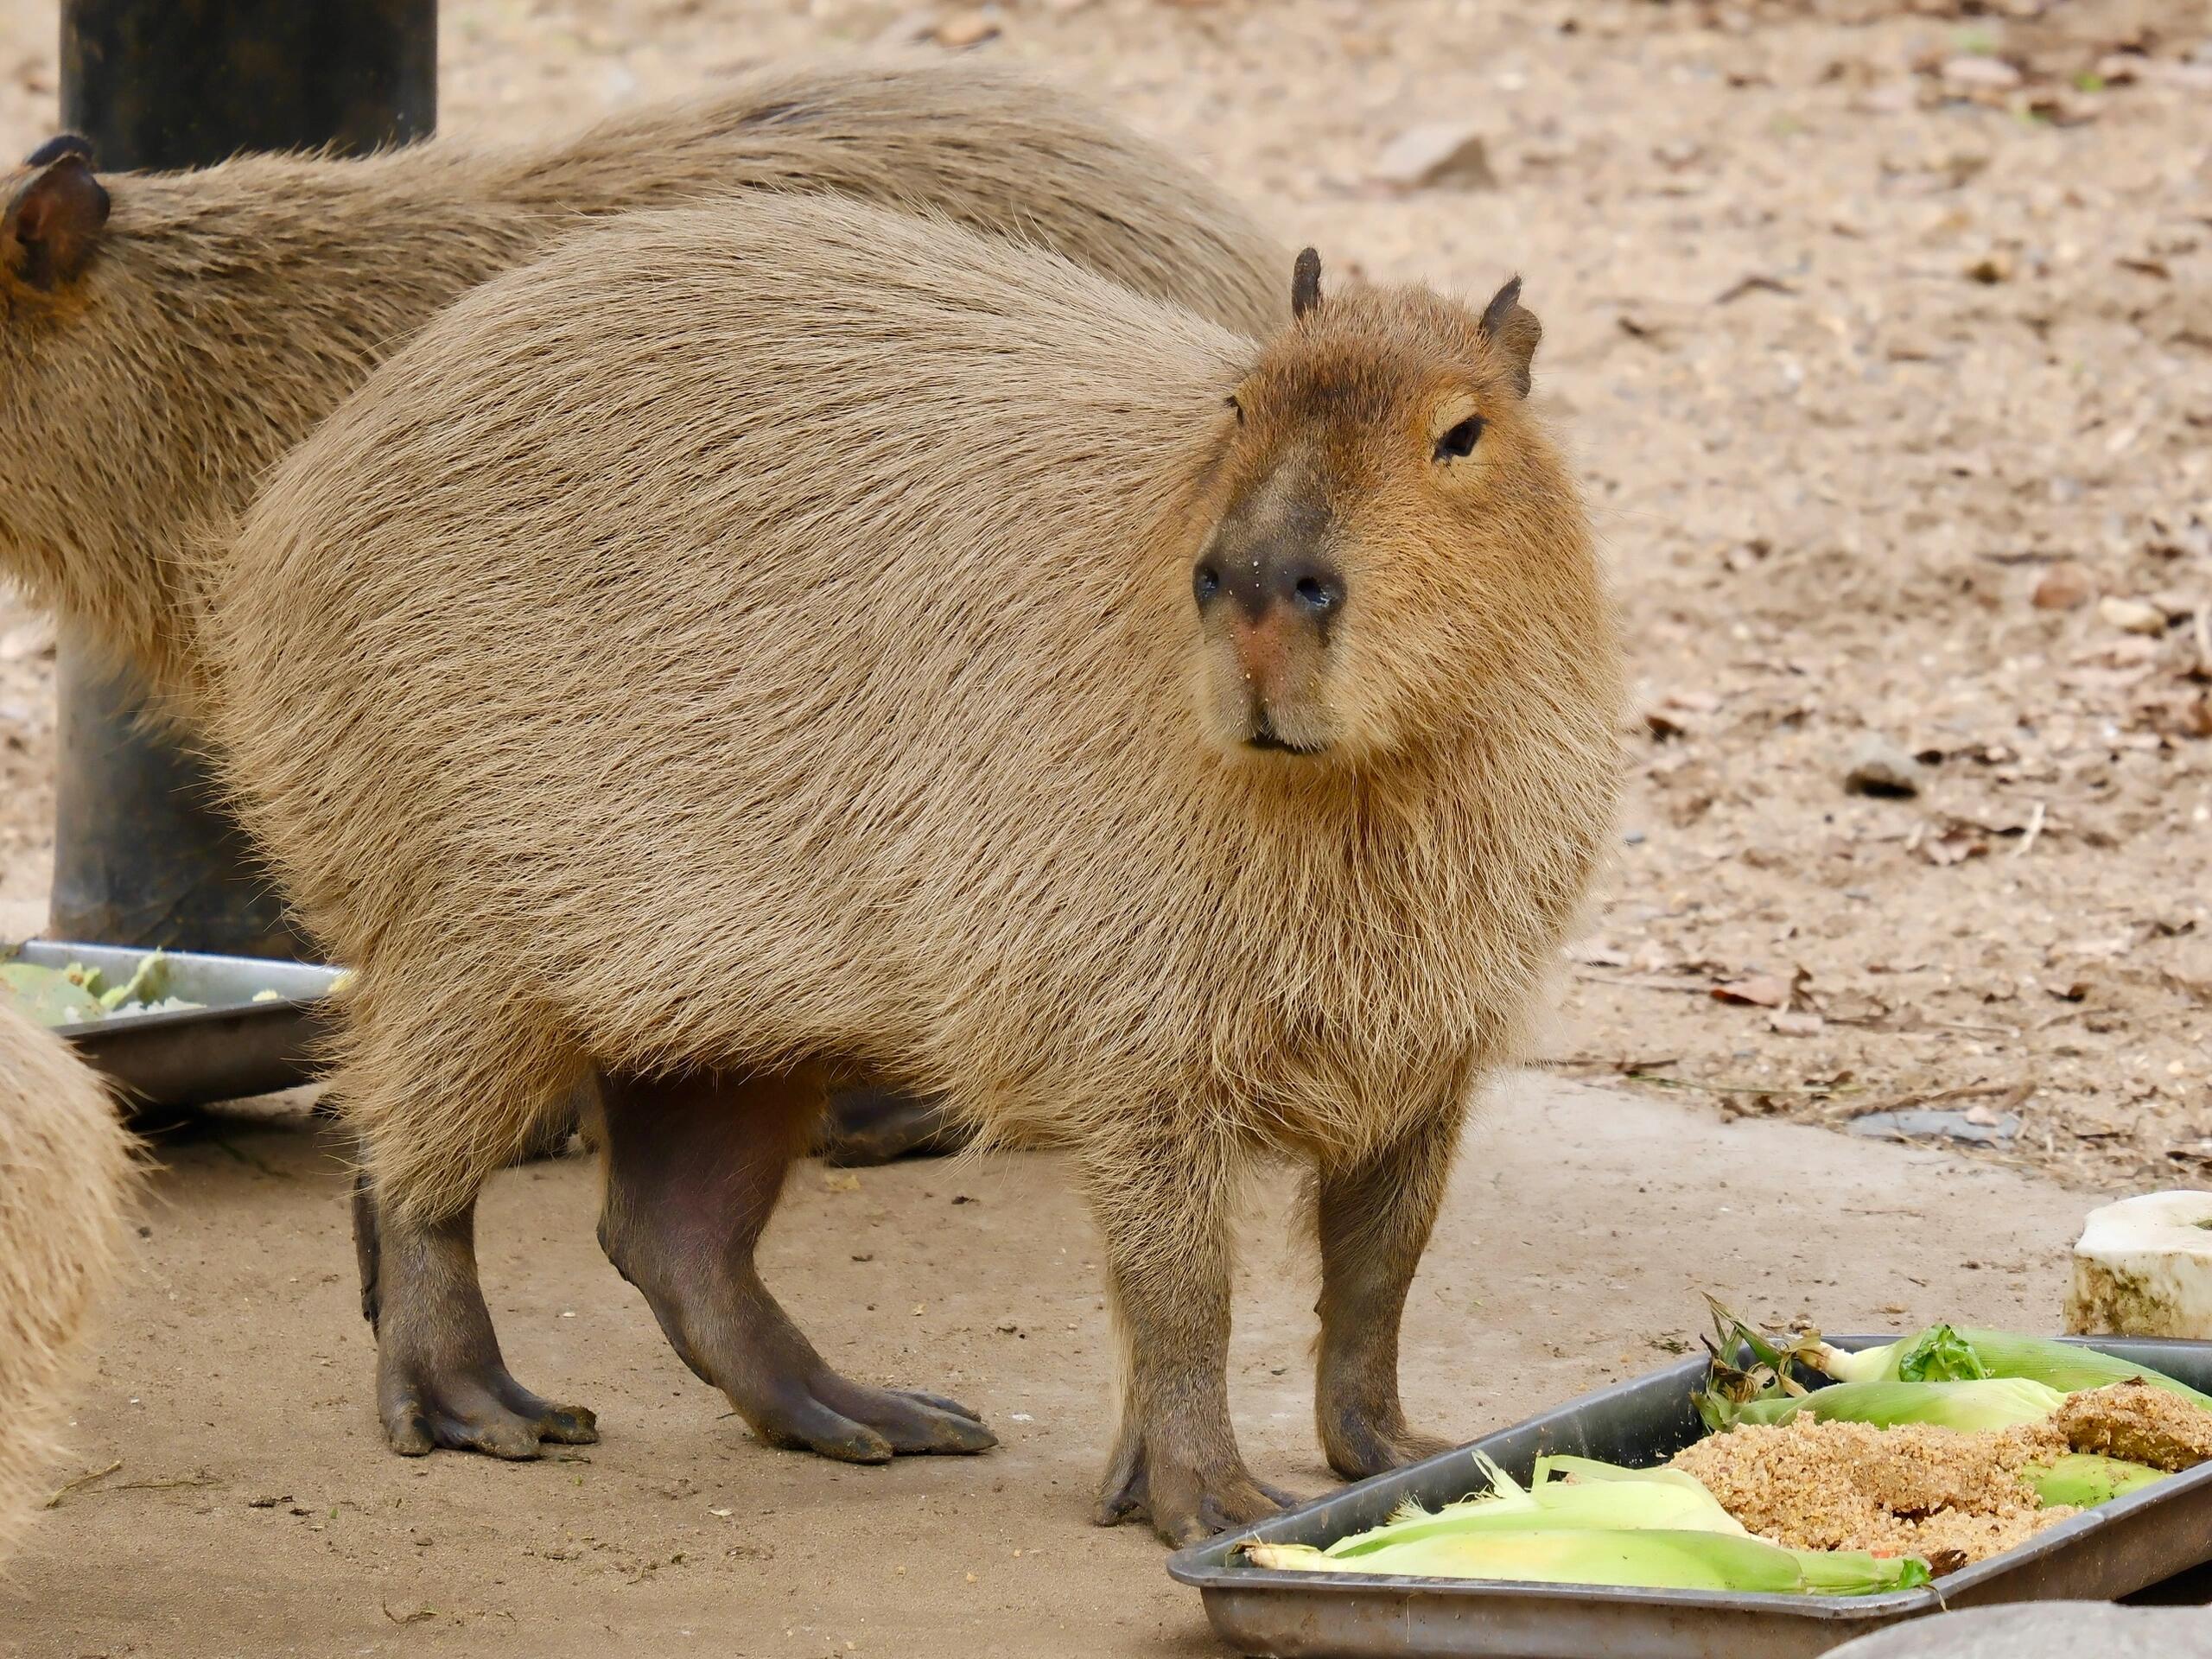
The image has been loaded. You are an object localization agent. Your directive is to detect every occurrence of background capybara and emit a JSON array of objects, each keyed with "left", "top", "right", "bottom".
[
  {"left": 202, "top": 192, "right": 1622, "bottom": 1543},
  {"left": 0, "top": 52, "right": 1287, "bottom": 724},
  {"left": 0, "top": 1002, "right": 131, "bottom": 1567}
]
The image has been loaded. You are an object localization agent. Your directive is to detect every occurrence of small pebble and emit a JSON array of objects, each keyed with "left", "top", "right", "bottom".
[
  {"left": 1844, "top": 734, "right": 1921, "bottom": 798},
  {"left": 2098, "top": 595, "right": 2165, "bottom": 636},
  {"left": 2031, "top": 562, "right": 2094, "bottom": 610}
]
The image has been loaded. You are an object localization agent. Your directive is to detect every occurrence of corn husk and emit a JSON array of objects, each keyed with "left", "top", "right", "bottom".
[
  {"left": 1727, "top": 1378, "right": 2066, "bottom": 1432},
  {"left": 1246, "top": 1529, "right": 1929, "bottom": 1595},
  {"left": 1815, "top": 1325, "right": 2212, "bottom": 1408},
  {"left": 1323, "top": 1454, "right": 1746, "bottom": 1559},
  {"left": 2018, "top": 1452, "right": 2168, "bottom": 1507}
]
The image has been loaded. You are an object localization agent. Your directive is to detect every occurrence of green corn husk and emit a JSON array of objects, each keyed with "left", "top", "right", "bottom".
[
  {"left": 2019, "top": 1452, "right": 2170, "bottom": 1507},
  {"left": 0, "top": 961, "right": 105, "bottom": 1027},
  {"left": 1245, "top": 1529, "right": 1930, "bottom": 1596},
  {"left": 1726, "top": 1377, "right": 2066, "bottom": 1432},
  {"left": 96, "top": 950, "right": 170, "bottom": 1012},
  {"left": 1807, "top": 1327, "right": 1985, "bottom": 1385},
  {"left": 1324, "top": 1455, "right": 1746, "bottom": 1558},
  {"left": 1811, "top": 1326, "right": 2212, "bottom": 1410}
]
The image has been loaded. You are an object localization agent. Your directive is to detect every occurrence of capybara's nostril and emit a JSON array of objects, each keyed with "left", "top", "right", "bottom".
[
  {"left": 1193, "top": 562, "right": 1223, "bottom": 608},
  {"left": 1288, "top": 564, "right": 1344, "bottom": 618}
]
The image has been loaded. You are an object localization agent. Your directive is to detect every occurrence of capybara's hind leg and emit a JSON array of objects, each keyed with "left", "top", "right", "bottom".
[
  {"left": 596, "top": 1065, "right": 995, "bottom": 1463},
  {"left": 816, "top": 1085, "right": 968, "bottom": 1167},
  {"left": 374, "top": 1192, "right": 600, "bottom": 1457},
  {"left": 1312, "top": 1106, "right": 1465, "bottom": 1479},
  {"left": 1084, "top": 1123, "right": 1297, "bottom": 1547}
]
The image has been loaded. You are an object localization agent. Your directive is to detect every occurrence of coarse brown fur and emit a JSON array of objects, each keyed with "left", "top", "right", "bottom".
[
  {"left": 203, "top": 195, "right": 1622, "bottom": 1541},
  {"left": 0, "top": 53, "right": 1287, "bottom": 723},
  {"left": 0, "top": 1004, "right": 132, "bottom": 1567}
]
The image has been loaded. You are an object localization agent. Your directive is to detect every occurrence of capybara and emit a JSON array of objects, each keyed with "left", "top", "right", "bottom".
[
  {"left": 0, "top": 1003, "right": 131, "bottom": 1567},
  {"left": 203, "top": 195, "right": 1623, "bottom": 1544},
  {"left": 0, "top": 53, "right": 1287, "bottom": 726},
  {"left": 0, "top": 52, "right": 1287, "bottom": 1172}
]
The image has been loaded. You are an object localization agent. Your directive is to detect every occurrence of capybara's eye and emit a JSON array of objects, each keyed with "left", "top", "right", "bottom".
[
  {"left": 1193, "top": 563, "right": 1222, "bottom": 605},
  {"left": 1224, "top": 394, "right": 1244, "bottom": 425},
  {"left": 1434, "top": 416, "right": 1484, "bottom": 462}
]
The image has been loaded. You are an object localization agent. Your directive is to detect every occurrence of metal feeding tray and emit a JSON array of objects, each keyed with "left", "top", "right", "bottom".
[
  {"left": 1168, "top": 1337, "right": 2212, "bottom": 1658},
  {"left": 6, "top": 939, "right": 340, "bottom": 1109}
]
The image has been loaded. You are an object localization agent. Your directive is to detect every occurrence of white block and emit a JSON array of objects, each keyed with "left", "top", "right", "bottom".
[{"left": 2065, "top": 1189, "right": 2212, "bottom": 1339}]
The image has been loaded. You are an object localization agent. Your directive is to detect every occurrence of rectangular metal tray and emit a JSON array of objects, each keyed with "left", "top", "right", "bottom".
[
  {"left": 6, "top": 939, "right": 339, "bottom": 1109},
  {"left": 1167, "top": 1336, "right": 2212, "bottom": 1657}
]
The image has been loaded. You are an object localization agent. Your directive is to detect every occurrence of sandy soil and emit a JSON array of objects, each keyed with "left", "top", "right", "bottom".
[{"left": 0, "top": 1076, "right": 2138, "bottom": 1658}]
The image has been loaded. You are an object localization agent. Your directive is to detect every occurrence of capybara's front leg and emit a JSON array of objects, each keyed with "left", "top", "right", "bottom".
[
  {"left": 1084, "top": 1126, "right": 1297, "bottom": 1547},
  {"left": 595, "top": 1065, "right": 995, "bottom": 1462},
  {"left": 374, "top": 1192, "right": 601, "bottom": 1457},
  {"left": 1313, "top": 1106, "right": 1465, "bottom": 1480}
]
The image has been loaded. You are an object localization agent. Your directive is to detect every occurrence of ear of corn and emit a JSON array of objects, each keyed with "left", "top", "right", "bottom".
[
  {"left": 1248, "top": 1529, "right": 1929, "bottom": 1595},
  {"left": 1328, "top": 1456, "right": 1746, "bottom": 1558},
  {"left": 1808, "top": 1325, "right": 2212, "bottom": 1409},
  {"left": 2018, "top": 1452, "right": 2169, "bottom": 1507},
  {"left": 1531, "top": 1455, "right": 1718, "bottom": 1495},
  {"left": 1727, "top": 1378, "right": 2066, "bottom": 1432},
  {"left": 1809, "top": 1325, "right": 1988, "bottom": 1384},
  {"left": 1956, "top": 1331, "right": 2212, "bottom": 1409}
]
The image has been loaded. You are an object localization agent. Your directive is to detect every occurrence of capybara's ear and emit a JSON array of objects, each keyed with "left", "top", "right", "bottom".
[
  {"left": 24, "top": 133, "right": 95, "bottom": 168},
  {"left": 1478, "top": 276, "right": 1541, "bottom": 400},
  {"left": 3, "top": 152, "right": 111, "bottom": 292},
  {"left": 1291, "top": 247, "right": 1322, "bottom": 320}
]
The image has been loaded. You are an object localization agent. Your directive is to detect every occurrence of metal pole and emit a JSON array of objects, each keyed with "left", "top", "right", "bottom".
[{"left": 49, "top": 0, "right": 435, "bottom": 957}]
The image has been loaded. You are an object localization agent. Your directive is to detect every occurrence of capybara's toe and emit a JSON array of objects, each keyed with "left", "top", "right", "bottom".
[
  {"left": 888, "top": 1387, "right": 987, "bottom": 1426},
  {"left": 378, "top": 1356, "right": 592, "bottom": 1461},
  {"left": 1324, "top": 1412, "right": 1454, "bottom": 1482},
  {"left": 807, "top": 1375, "right": 997, "bottom": 1457},
  {"left": 1094, "top": 1439, "right": 1288, "bottom": 1547},
  {"left": 538, "top": 1404, "right": 601, "bottom": 1445}
]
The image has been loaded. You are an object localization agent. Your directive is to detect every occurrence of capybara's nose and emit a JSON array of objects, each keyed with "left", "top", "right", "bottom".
[{"left": 1193, "top": 546, "right": 1344, "bottom": 626}]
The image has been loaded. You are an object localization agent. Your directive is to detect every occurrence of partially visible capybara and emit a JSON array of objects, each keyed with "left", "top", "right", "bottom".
[
  {"left": 0, "top": 53, "right": 1287, "bottom": 725},
  {"left": 204, "top": 195, "right": 1622, "bottom": 1543},
  {"left": 2, "top": 51, "right": 1288, "bottom": 1171},
  {"left": 0, "top": 1003, "right": 131, "bottom": 1567}
]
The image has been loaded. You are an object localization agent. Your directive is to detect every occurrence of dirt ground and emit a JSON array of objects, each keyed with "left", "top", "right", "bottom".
[
  {"left": 3, "top": 0, "right": 2212, "bottom": 1651},
  {"left": 0, "top": 1076, "right": 2146, "bottom": 1658}
]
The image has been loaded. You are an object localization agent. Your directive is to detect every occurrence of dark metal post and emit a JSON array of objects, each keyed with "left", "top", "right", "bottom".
[{"left": 49, "top": 0, "right": 435, "bottom": 957}]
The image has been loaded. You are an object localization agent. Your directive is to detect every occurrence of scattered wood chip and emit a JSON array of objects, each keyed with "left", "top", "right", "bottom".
[
  {"left": 1713, "top": 974, "right": 1792, "bottom": 1009},
  {"left": 1370, "top": 124, "right": 1498, "bottom": 192}
]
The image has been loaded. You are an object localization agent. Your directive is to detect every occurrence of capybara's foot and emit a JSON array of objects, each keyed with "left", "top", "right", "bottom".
[
  {"left": 1093, "top": 1440, "right": 1297, "bottom": 1548},
  {"left": 1321, "top": 1411, "right": 1453, "bottom": 1482},
  {"left": 372, "top": 1194, "right": 597, "bottom": 1459},
  {"left": 817, "top": 1086, "right": 969, "bottom": 1167},
  {"left": 741, "top": 1368, "right": 996, "bottom": 1463},
  {"left": 380, "top": 1354, "right": 600, "bottom": 1459},
  {"left": 595, "top": 1064, "right": 997, "bottom": 1463}
]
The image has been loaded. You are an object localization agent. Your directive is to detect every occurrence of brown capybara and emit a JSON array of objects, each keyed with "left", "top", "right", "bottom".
[
  {"left": 0, "top": 53, "right": 1287, "bottom": 726},
  {"left": 1, "top": 53, "right": 1287, "bottom": 1173},
  {"left": 0, "top": 1002, "right": 132, "bottom": 1567},
  {"left": 202, "top": 195, "right": 1623, "bottom": 1545}
]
